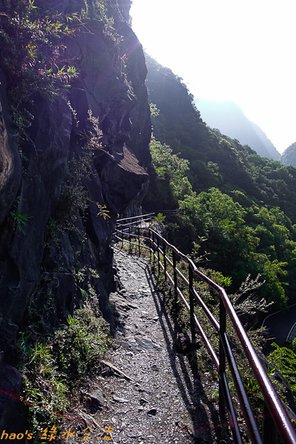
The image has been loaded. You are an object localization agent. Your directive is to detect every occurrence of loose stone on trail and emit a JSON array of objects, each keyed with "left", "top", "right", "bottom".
[{"left": 94, "top": 251, "right": 221, "bottom": 443}]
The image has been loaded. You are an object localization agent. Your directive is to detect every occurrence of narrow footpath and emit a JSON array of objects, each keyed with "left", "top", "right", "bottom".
[{"left": 92, "top": 250, "right": 223, "bottom": 444}]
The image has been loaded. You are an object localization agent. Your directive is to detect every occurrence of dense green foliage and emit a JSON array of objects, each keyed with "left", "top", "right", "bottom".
[
  {"left": 146, "top": 56, "right": 296, "bottom": 416},
  {"left": 149, "top": 137, "right": 296, "bottom": 307},
  {"left": 180, "top": 188, "right": 296, "bottom": 305},
  {"left": 268, "top": 339, "right": 296, "bottom": 407},
  {"left": 146, "top": 56, "right": 296, "bottom": 221},
  {"left": 149, "top": 136, "right": 192, "bottom": 206},
  {"left": 145, "top": 56, "right": 296, "bottom": 309},
  {"left": 0, "top": 0, "right": 124, "bottom": 142},
  {"left": 19, "top": 302, "right": 110, "bottom": 438},
  {"left": 0, "top": 2, "right": 79, "bottom": 112}
]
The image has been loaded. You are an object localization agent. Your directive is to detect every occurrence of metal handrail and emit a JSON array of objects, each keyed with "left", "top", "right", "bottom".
[
  {"left": 117, "top": 210, "right": 178, "bottom": 226},
  {"left": 116, "top": 212, "right": 155, "bottom": 223},
  {"left": 114, "top": 221, "right": 296, "bottom": 444}
]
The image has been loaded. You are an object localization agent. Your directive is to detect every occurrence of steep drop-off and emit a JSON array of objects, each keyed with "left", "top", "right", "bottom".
[{"left": 0, "top": 0, "right": 151, "bottom": 425}]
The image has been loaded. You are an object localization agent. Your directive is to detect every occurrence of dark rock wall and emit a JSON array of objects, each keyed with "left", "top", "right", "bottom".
[
  {"left": 0, "top": 0, "right": 151, "bottom": 362},
  {"left": 0, "top": 71, "right": 22, "bottom": 226}
]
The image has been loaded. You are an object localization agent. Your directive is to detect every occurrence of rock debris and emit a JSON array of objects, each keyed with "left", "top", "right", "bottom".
[{"left": 66, "top": 250, "right": 227, "bottom": 444}]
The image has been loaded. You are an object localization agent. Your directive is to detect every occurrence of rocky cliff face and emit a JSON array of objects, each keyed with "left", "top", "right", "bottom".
[{"left": 0, "top": 0, "right": 151, "bottom": 367}]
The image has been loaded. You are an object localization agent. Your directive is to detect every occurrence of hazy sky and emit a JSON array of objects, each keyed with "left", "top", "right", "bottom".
[{"left": 130, "top": 0, "right": 296, "bottom": 153}]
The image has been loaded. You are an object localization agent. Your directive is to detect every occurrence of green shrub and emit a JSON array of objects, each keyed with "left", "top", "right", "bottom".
[
  {"left": 154, "top": 212, "right": 166, "bottom": 224},
  {"left": 268, "top": 340, "right": 296, "bottom": 405},
  {"left": 54, "top": 303, "right": 111, "bottom": 379},
  {"left": 18, "top": 302, "right": 111, "bottom": 436},
  {"left": 21, "top": 341, "right": 69, "bottom": 436},
  {"left": 10, "top": 211, "right": 32, "bottom": 232}
]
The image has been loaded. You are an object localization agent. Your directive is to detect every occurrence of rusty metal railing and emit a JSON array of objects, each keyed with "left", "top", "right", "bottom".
[{"left": 114, "top": 221, "right": 296, "bottom": 444}]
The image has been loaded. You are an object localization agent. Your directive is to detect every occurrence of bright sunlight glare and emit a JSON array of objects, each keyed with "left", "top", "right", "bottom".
[{"left": 130, "top": 0, "right": 296, "bottom": 152}]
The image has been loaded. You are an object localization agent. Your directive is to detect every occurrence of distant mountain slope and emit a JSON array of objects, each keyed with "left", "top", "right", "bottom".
[
  {"left": 282, "top": 142, "right": 296, "bottom": 167},
  {"left": 196, "top": 99, "right": 280, "bottom": 161},
  {"left": 145, "top": 55, "right": 296, "bottom": 221},
  {"left": 144, "top": 55, "right": 296, "bottom": 307}
]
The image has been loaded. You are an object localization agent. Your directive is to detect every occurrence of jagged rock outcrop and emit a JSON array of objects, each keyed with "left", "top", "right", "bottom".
[{"left": 0, "top": 0, "right": 150, "bottom": 366}]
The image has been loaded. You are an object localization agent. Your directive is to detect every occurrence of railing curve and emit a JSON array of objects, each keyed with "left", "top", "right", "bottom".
[{"left": 113, "top": 218, "right": 296, "bottom": 444}]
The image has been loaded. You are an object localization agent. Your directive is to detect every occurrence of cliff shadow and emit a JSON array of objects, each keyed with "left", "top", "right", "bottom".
[{"left": 145, "top": 266, "right": 230, "bottom": 443}]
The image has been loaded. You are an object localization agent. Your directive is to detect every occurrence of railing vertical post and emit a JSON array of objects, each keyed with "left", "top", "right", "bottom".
[
  {"left": 263, "top": 394, "right": 278, "bottom": 443},
  {"left": 152, "top": 231, "right": 155, "bottom": 269},
  {"left": 261, "top": 358, "right": 278, "bottom": 444},
  {"left": 137, "top": 227, "right": 141, "bottom": 256},
  {"left": 172, "top": 250, "right": 178, "bottom": 306},
  {"left": 113, "top": 216, "right": 296, "bottom": 444},
  {"left": 156, "top": 235, "right": 160, "bottom": 276},
  {"left": 189, "top": 265, "right": 196, "bottom": 346},
  {"left": 163, "top": 240, "right": 167, "bottom": 282},
  {"left": 149, "top": 229, "right": 152, "bottom": 263},
  {"left": 128, "top": 225, "right": 131, "bottom": 253},
  {"left": 219, "top": 298, "right": 227, "bottom": 423}
]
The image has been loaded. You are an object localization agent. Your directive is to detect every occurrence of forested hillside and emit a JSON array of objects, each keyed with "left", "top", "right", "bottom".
[
  {"left": 282, "top": 142, "right": 296, "bottom": 167},
  {"left": 144, "top": 56, "right": 296, "bottom": 309},
  {"left": 1, "top": 1, "right": 296, "bottom": 438},
  {"left": 196, "top": 99, "right": 280, "bottom": 160}
]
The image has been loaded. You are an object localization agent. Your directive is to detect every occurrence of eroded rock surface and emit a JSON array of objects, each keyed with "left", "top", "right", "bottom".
[
  {"left": 0, "top": 0, "right": 150, "bottom": 352},
  {"left": 0, "top": 0, "right": 151, "bottom": 428}
]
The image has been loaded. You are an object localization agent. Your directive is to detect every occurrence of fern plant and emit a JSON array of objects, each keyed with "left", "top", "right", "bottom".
[{"left": 11, "top": 211, "right": 32, "bottom": 232}]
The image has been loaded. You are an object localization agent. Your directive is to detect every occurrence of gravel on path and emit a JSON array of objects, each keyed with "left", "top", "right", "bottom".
[
  {"left": 91, "top": 250, "right": 221, "bottom": 444},
  {"left": 57, "top": 251, "right": 225, "bottom": 444}
]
